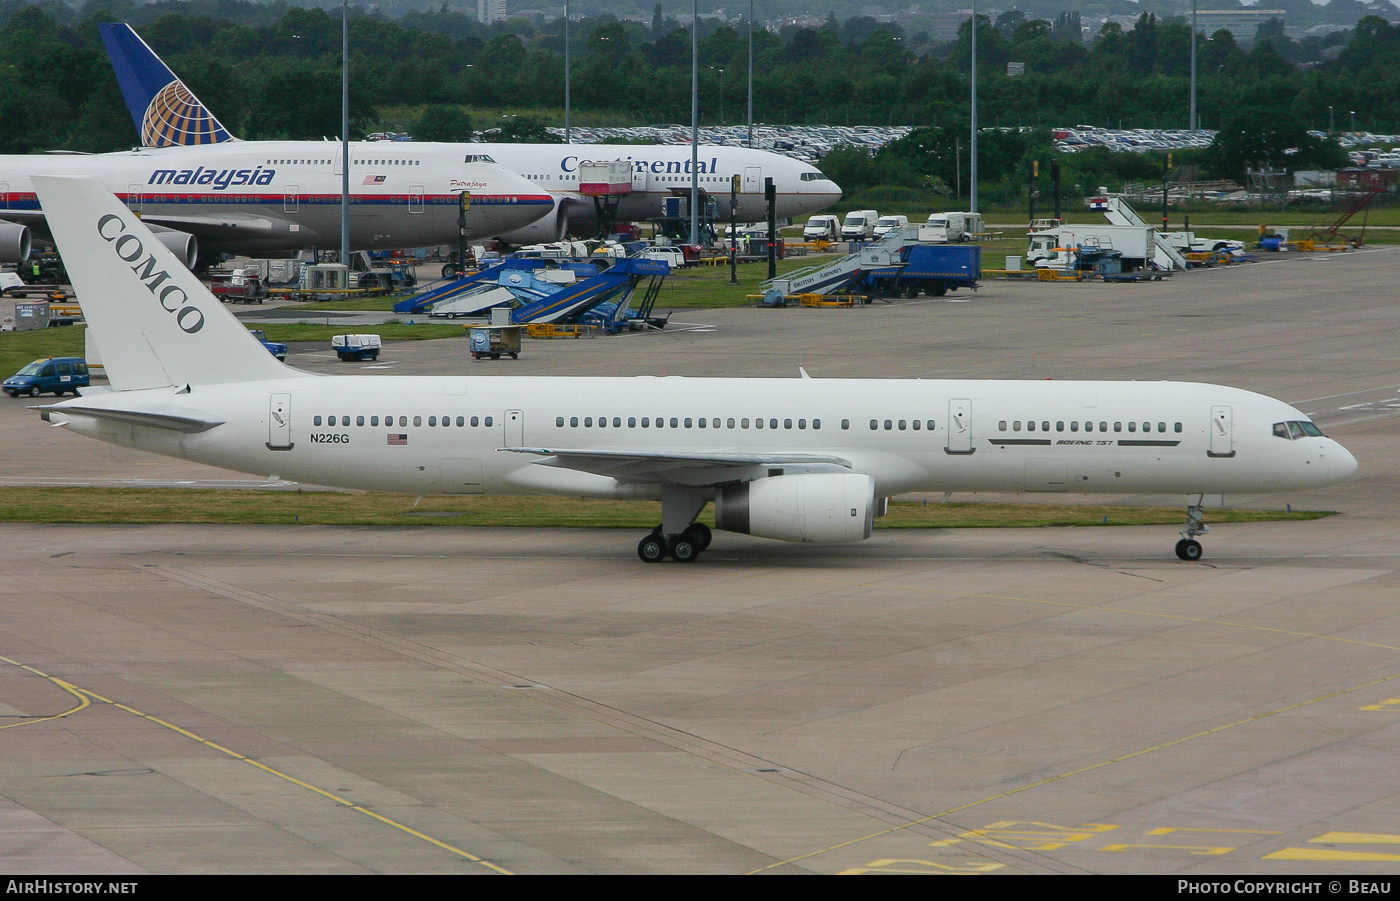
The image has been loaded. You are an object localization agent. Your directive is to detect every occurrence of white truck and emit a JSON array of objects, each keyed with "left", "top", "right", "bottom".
[
  {"left": 1027, "top": 225, "right": 1156, "bottom": 271},
  {"left": 873, "top": 215, "right": 909, "bottom": 238},
  {"left": 803, "top": 215, "right": 841, "bottom": 242},
  {"left": 840, "top": 210, "right": 879, "bottom": 241},
  {"left": 923, "top": 211, "right": 984, "bottom": 243}
]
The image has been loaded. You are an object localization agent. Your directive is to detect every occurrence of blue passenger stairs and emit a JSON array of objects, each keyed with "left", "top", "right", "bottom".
[
  {"left": 393, "top": 263, "right": 507, "bottom": 314},
  {"left": 511, "top": 257, "right": 670, "bottom": 325}
]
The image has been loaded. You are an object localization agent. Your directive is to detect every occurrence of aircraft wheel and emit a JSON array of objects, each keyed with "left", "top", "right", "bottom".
[
  {"left": 669, "top": 536, "right": 700, "bottom": 563},
  {"left": 1175, "top": 539, "right": 1203, "bottom": 561},
  {"left": 684, "top": 523, "right": 712, "bottom": 551},
  {"left": 637, "top": 534, "right": 667, "bottom": 563}
]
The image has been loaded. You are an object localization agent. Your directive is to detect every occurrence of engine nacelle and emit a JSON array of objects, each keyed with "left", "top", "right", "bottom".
[
  {"left": 146, "top": 225, "right": 199, "bottom": 270},
  {"left": 715, "top": 473, "right": 876, "bottom": 543},
  {"left": 498, "top": 198, "right": 573, "bottom": 245},
  {"left": 0, "top": 220, "right": 31, "bottom": 263}
]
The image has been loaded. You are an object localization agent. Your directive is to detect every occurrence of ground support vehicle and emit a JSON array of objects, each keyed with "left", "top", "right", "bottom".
[
  {"left": 4, "top": 356, "right": 88, "bottom": 397},
  {"left": 761, "top": 228, "right": 979, "bottom": 302},
  {"left": 854, "top": 244, "right": 982, "bottom": 298},
  {"left": 248, "top": 329, "right": 288, "bottom": 361},
  {"left": 332, "top": 334, "right": 381, "bottom": 362},
  {"left": 468, "top": 326, "right": 521, "bottom": 360}
]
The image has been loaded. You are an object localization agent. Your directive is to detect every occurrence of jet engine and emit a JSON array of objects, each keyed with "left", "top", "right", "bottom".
[
  {"left": 0, "top": 220, "right": 32, "bottom": 263},
  {"left": 714, "top": 473, "right": 876, "bottom": 543},
  {"left": 498, "top": 198, "right": 575, "bottom": 245},
  {"left": 145, "top": 225, "right": 199, "bottom": 270}
]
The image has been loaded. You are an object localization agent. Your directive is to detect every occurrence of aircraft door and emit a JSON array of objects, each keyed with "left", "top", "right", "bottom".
[
  {"left": 946, "top": 399, "right": 974, "bottom": 455},
  {"left": 1208, "top": 405, "right": 1235, "bottom": 458},
  {"left": 267, "top": 393, "right": 293, "bottom": 450},
  {"left": 283, "top": 185, "right": 300, "bottom": 214},
  {"left": 505, "top": 409, "right": 524, "bottom": 448},
  {"left": 125, "top": 184, "right": 144, "bottom": 214},
  {"left": 743, "top": 167, "right": 762, "bottom": 193},
  {"left": 409, "top": 185, "right": 424, "bottom": 214}
]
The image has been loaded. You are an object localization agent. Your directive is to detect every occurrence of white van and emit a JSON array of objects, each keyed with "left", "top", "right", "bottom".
[
  {"left": 873, "top": 215, "right": 909, "bottom": 238},
  {"left": 841, "top": 210, "right": 879, "bottom": 241},
  {"left": 923, "top": 211, "right": 985, "bottom": 243},
  {"left": 803, "top": 215, "right": 841, "bottom": 242}
]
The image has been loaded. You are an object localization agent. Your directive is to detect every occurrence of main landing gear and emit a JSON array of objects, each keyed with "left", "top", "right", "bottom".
[
  {"left": 638, "top": 486, "right": 712, "bottom": 563},
  {"left": 1175, "top": 498, "right": 1209, "bottom": 561},
  {"left": 637, "top": 523, "right": 712, "bottom": 563}
]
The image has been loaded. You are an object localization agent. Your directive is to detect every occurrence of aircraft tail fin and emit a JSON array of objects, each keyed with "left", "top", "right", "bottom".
[
  {"left": 32, "top": 176, "right": 291, "bottom": 392},
  {"left": 99, "top": 23, "right": 235, "bottom": 147}
]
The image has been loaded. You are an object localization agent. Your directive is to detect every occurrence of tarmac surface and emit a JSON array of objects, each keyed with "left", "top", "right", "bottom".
[{"left": 3, "top": 247, "right": 1400, "bottom": 874}]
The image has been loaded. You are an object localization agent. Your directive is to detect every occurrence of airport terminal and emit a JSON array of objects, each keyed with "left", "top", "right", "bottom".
[{"left": 1, "top": 6, "right": 1399, "bottom": 877}]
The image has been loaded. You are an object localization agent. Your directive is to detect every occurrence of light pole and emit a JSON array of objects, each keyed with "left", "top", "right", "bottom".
[
  {"left": 1329, "top": 105, "right": 1334, "bottom": 133},
  {"left": 690, "top": 0, "right": 699, "bottom": 245},
  {"left": 710, "top": 67, "right": 725, "bottom": 125},
  {"left": 747, "top": 0, "right": 754, "bottom": 147},
  {"left": 1189, "top": 0, "right": 1198, "bottom": 130},
  {"left": 1351, "top": 110, "right": 1356, "bottom": 132},
  {"left": 564, "top": 0, "right": 571, "bottom": 144},
  {"left": 970, "top": 1, "right": 978, "bottom": 214},
  {"left": 340, "top": 0, "right": 350, "bottom": 268}
]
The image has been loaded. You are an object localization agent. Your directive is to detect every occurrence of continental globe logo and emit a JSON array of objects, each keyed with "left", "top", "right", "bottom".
[{"left": 141, "top": 81, "right": 231, "bottom": 147}]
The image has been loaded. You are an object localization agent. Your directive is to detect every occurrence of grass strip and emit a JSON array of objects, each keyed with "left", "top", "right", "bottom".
[{"left": 0, "top": 487, "right": 1334, "bottom": 529}]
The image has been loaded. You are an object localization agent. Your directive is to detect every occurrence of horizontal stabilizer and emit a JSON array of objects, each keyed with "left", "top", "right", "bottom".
[{"left": 37, "top": 404, "right": 225, "bottom": 433}]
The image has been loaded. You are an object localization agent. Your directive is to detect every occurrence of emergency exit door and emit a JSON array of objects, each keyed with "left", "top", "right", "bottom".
[
  {"left": 946, "top": 399, "right": 974, "bottom": 454},
  {"left": 1208, "top": 405, "right": 1235, "bottom": 458},
  {"left": 267, "top": 393, "right": 293, "bottom": 450}
]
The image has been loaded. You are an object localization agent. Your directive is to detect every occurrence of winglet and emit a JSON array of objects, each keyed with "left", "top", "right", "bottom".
[
  {"left": 799, "top": 367, "right": 811, "bottom": 380},
  {"left": 100, "top": 23, "right": 235, "bottom": 146}
]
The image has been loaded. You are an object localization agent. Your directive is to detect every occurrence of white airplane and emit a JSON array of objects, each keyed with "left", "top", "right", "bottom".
[
  {"left": 100, "top": 22, "right": 842, "bottom": 244},
  {"left": 31, "top": 177, "right": 1358, "bottom": 564},
  {"left": 0, "top": 145, "right": 554, "bottom": 266}
]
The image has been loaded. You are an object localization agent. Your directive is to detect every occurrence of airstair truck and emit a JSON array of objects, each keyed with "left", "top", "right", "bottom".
[{"left": 1027, "top": 225, "right": 1157, "bottom": 272}]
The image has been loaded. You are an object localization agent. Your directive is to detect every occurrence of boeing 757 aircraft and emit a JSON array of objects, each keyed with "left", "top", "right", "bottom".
[
  {"left": 101, "top": 22, "right": 842, "bottom": 244},
  {"left": 30, "top": 177, "right": 1357, "bottom": 563}
]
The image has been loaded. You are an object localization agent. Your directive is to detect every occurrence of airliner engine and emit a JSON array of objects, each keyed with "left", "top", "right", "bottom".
[
  {"left": 0, "top": 220, "right": 32, "bottom": 263},
  {"left": 715, "top": 473, "right": 876, "bottom": 543},
  {"left": 145, "top": 225, "right": 198, "bottom": 269},
  {"left": 498, "top": 198, "right": 575, "bottom": 245}
]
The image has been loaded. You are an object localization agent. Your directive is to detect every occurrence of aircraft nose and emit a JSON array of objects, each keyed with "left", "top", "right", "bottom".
[{"left": 1328, "top": 440, "right": 1359, "bottom": 482}]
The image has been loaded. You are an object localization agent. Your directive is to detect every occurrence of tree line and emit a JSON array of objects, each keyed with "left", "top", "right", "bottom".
[{"left": 0, "top": 1, "right": 1392, "bottom": 192}]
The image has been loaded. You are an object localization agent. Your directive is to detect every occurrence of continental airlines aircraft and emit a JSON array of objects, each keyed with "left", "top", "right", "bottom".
[
  {"left": 32, "top": 176, "right": 1358, "bottom": 563},
  {"left": 101, "top": 23, "right": 842, "bottom": 243}
]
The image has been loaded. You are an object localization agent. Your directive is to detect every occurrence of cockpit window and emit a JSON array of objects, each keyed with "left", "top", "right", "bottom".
[
  {"left": 800, "top": 171, "right": 826, "bottom": 181},
  {"left": 463, "top": 154, "right": 496, "bottom": 164},
  {"left": 1273, "top": 420, "right": 1324, "bottom": 439}
]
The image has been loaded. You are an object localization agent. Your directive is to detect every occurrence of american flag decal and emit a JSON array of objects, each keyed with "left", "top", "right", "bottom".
[
  {"left": 387, "top": 434, "right": 407, "bottom": 446},
  {"left": 363, "top": 175, "right": 387, "bottom": 185}
]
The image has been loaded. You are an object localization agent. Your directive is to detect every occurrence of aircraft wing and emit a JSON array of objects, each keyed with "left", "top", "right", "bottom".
[
  {"left": 0, "top": 208, "right": 301, "bottom": 246},
  {"left": 503, "top": 447, "right": 852, "bottom": 485},
  {"left": 131, "top": 211, "right": 304, "bottom": 242}
]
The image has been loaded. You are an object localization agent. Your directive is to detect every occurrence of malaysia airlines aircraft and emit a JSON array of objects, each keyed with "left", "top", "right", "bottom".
[
  {"left": 31, "top": 176, "right": 1357, "bottom": 563},
  {"left": 101, "top": 22, "right": 842, "bottom": 244},
  {"left": 0, "top": 146, "right": 553, "bottom": 266}
]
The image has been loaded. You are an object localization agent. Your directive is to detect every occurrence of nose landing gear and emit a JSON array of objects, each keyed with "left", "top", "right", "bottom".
[{"left": 1175, "top": 499, "right": 1209, "bottom": 561}]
